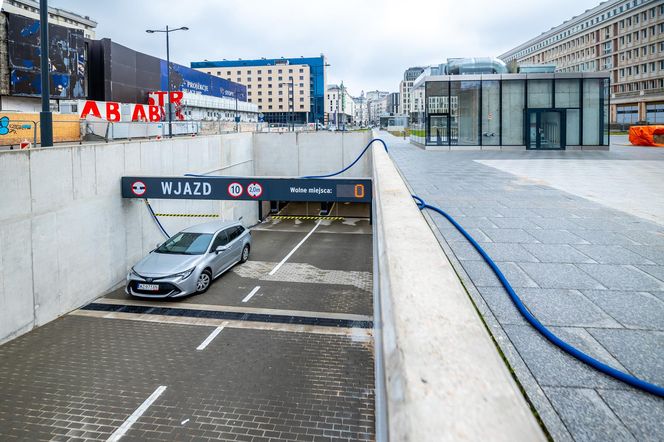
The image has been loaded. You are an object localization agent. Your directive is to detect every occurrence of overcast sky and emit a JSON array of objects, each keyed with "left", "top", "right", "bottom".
[{"left": 53, "top": 0, "right": 604, "bottom": 96}]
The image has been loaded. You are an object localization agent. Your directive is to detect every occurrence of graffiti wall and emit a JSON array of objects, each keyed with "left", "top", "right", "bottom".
[
  {"left": 6, "top": 12, "right": 87, "bottom": 99},
  {"left": 0, "top": 112, "right": 80, "bottom": 146}
]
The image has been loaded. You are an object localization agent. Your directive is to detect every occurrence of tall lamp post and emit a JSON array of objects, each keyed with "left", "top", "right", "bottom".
[
  {"left": 146, "top": 25, "right": 188, "bottom": 138},
  {"left": 39, "top": 0, "right": 53, "bottom": 147}
]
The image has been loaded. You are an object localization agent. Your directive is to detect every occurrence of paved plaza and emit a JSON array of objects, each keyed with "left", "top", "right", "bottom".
[{"left": 384, "top": 131, "right": 664, "bottom": 442}]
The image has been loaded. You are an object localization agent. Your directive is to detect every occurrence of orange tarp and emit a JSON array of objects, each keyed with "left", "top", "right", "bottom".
[{"left": 628, "top": 125, "right": 664, "bottom": 147}]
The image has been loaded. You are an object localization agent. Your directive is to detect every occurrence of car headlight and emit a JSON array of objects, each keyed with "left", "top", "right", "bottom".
[
  {"left": 171, "top": 267, "right": 195, "bottom": 280},
  {"left": 128, "top": 267, "right": 141, "bottom": 279}
]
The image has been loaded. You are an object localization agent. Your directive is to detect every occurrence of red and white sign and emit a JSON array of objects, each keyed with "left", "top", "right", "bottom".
[
  {"left": 78, "top": 91, "right": 186, "bottom": 123},
  {"left": 247, "top": 182, "right": 263, "bottom": 199},
  {"left": 131, "top": 181, "right": 147, "bottom": 196},
  {"left": 227, "top": 182, "right": 243, "bottom": 198}
]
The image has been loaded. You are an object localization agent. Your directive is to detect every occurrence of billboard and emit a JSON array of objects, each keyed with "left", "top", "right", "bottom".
[
  {"left": 87, "top": 39, "right": 246, "bottom": 103},
  {"left": 162, "top": 61, "right": 246, "bottom": 101},
  {"left": 6, "top": 12, "right": 87, "bottom": 98}
]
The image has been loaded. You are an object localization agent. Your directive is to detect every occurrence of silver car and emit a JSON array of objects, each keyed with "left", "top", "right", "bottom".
[{"left": 126, "top": 220, "right": 251, "bottom": 298}]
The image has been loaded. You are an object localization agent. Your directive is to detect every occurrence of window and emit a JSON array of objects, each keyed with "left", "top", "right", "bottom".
[
  {"left": 268, "top": 69, "right": 272, "bottom": 74},
  {"left": 211, "top": 232, "right": 229, "bottom": 250},
  {"left": 258, "top": 70, "right": 262, "bottom": 74}
]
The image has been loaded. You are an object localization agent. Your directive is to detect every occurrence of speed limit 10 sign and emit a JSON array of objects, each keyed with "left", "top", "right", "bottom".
[{"left": 227, "top": 182, "right": 243, "bottom": 198}]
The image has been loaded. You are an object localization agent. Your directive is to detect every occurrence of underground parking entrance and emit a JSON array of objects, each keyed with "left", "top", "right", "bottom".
[{"left": 0, "top": 175, "right": 375, "bottom": 441}]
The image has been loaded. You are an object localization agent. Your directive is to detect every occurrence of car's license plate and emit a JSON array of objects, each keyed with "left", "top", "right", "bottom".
[{"left": 137, "top": 283, "right": 159, "bottom": 291}]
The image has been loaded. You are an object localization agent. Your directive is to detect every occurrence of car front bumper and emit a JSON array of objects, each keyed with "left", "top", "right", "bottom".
[{"left": 125, "top": 273, "right": 198, "bottom": 299}]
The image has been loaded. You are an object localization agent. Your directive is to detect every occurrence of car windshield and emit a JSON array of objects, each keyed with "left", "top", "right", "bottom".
[{"left": 155, "top": 232, "right": 212, "bottom": 255}]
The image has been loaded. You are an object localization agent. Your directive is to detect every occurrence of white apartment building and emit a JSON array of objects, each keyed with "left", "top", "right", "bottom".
[
  {"left": 500, "top": 0, "right": 664, "bottom": 124},
  {"left": 326, "top": 83, "right": 355, "bottom": 126},
  {"left": 353, "top": 93, "right": 368, "bottom": 126},
  {"left": 399, "top": 66, "right": 425, "bottom": 120}
]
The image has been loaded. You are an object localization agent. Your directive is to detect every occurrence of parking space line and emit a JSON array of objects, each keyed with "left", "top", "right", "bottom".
[
  {"left": 242, "top": 286, "right": 261, "bottom": 303},
  {"left": 269, "top": 220, "right": 322, "bottom": 275},
  {"left": 196, "top": 325, "right": 225, "bottom": 350},
  {"left": 107, "top": 385, "right": 166, "bottom": 442}
]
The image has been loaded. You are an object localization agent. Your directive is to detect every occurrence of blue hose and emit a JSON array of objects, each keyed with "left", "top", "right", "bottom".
[
  {"left": 318, "top": 137, "right": 664, "bottom": 398},
  {"left": 412, "top": 194, "right": 664, "bottom": 398}
]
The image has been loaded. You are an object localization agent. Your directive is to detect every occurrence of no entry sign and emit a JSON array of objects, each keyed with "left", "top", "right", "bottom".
[{"left": 121, "top": 176, "right": 372, "bottom": 203}]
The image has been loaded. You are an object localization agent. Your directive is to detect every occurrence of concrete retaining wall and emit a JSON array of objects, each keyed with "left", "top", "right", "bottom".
[
  {"left": 0, "top": 133, "right": 256, "bottom": 344},
  {"left": 253, "top": 131, "right": 372, "bottom": 177},
  {"left": 0, "top": 131, "right": 373, "bottom": 344},
  {"left": 372, "top": 144, "right": 545, "bottom": 441}
]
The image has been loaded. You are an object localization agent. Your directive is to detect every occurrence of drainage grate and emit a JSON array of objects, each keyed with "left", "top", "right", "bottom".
[{"left": 81, "top": 303, "right": 373, "bottom": 329}]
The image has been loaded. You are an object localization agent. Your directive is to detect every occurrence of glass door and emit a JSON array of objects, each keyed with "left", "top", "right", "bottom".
[
  {"left": 526, "top": 110, "right": 565, "bottom": 150},
  {"left": 427, "top": 114, "right": 448, "bottom": 146}
]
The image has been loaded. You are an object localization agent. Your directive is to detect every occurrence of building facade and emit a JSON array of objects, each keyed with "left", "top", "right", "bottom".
[
  {"left": 353, "top": 92, "right": 368, "bottom": 126},
  {"left": 366, "top": 90, "right": 390, "bottom": 124},
  {"left": 410, "top": 73, "right": 610, "bottom": 149},
  {"left": 500, "top": 0, "right": 664, "bottom": 124},
  {"left": 191, "top": 56, "right": 327, "bottom": 126},
  {"left": 2, "top": 0, "right": 96, "bottom": 38},
  {"left": 399, "top": 66, "right": 425, "bottom": 120},
  {"left": 326, "top": 83, "right": 355, "bottom": 127},
  {"left": 0, "top": 3, "right": 95, "bottom": 112}
]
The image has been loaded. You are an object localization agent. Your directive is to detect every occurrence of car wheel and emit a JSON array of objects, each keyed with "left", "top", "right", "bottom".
[
  {"left": 240, "top": 244, "right": 250, "bottom": 263},
  {"left": 196, "top": 269, "right": 212, "bottom": 294}
]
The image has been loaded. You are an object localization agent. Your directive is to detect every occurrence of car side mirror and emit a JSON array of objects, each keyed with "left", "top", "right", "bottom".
[{"left": 215, "top": 245, "right": 228, "bottom": 254}]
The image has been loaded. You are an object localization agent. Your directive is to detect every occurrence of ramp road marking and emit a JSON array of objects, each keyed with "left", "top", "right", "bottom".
[
  {"left": 107, "top": 385, "right": 166, "bottom": 442},
  {"left": 242, "top": 286, "right": 261, "bottom": 303},
  {"left": 269, "top": 220, "right": 321, "bottom": 275}
]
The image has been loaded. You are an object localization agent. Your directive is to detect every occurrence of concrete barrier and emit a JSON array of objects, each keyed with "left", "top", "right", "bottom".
[
  {"left": 253, "top": 131, "right": 371, "bottom": 177},
  {"left": 0, "top": 133, "right": 257, "bottom": 344},
  {"left": 372, "top": 144, "right": 545, "bottom": 441}
]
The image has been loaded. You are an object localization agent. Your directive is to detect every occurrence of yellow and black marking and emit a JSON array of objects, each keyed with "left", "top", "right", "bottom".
[
  {"left": 271, "top": 215, "right": 345, "bottom": 221},
  {"left": 155, "top": 213, "right": 219, "bottom": 218}
]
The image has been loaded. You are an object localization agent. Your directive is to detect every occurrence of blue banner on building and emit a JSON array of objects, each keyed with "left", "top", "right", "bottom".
[{"left": 161, "top": 61, "right": 246, "bottom": 101}]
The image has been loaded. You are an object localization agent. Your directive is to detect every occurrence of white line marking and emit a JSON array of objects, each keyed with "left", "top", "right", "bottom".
[
  {"left": 181, "top": 419, "right": 189, "bottom": 425},
  {"left": 107, "top": 385, "right": 166, "bottom": 442},
  {"left": 196, "top": 325, "right": 224, "bottom": 350},
  {"left": 269, "top": 220, "right": 321, "bottom": 275},
  {"left": 242, "top": 286, "right": 261, "bottom": 303}
]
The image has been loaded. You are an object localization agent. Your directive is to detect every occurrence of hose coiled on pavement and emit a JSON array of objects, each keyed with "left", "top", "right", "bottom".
[{"left": 321, "top": 137, "right": 664, "bottom": 398}]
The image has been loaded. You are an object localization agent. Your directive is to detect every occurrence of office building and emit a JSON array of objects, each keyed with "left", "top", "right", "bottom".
[
  {"left": 192, "top": 56, "right": 328, "bottom": 125},
  {"left": 399, "top": 66, "right": 425, "bottom": 119},
  {"left": 500, "top": 0, "right": 664, "bottom": 124},
  {"left": 326, "top": 83, "right": 355, "bottom": 126}
]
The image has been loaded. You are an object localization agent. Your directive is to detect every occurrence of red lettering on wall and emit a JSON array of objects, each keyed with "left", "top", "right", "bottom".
[
  {"left": 148, "top": 105, "right": 161, "bottom": 122},
  {"left": 131, "top": 104, "right": 147, "bottom": 121},
  {"left": 106, "top": 102, "right": 121, "bottom": 122},
  {"left": 79, "top": 100, "right": 102, "bottom": 119}
]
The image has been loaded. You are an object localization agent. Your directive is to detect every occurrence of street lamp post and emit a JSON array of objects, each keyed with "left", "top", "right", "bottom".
[
  {"left": 39, "top": 0, "right": 53, "bottom": 147},
  {"left": 146, "top": 25, "right": 188, "bottom": 138}
]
